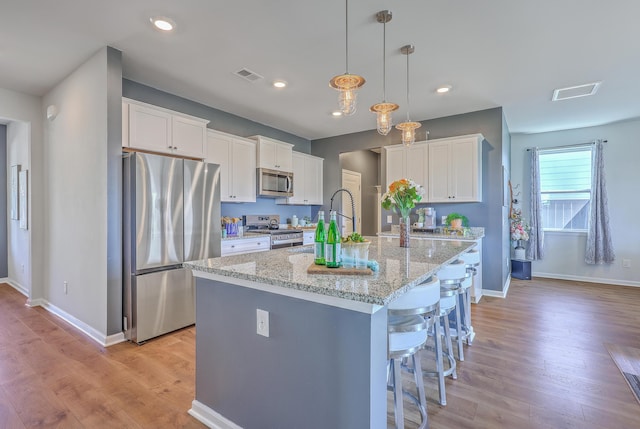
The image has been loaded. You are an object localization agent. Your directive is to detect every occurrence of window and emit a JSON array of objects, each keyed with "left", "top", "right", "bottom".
[{"left": 539, "top": 146, "right": 592, "bottom": 231}]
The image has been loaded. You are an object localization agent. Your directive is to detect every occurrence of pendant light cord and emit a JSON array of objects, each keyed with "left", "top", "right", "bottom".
[
  {"left": 345, "top": 0, "right": 349, "bottom": 74},
  {"left": 406, "top": 51, "right": 411, "bottom": 121},
  {"left": 382, "top": 18, "right": 387, "bottom": 102}
]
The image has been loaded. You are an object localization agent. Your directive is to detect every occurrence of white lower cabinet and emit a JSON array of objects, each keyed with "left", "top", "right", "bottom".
[
  {"left": 303, "top": 231, "right": 315, "bottom": 245},
  {"left": 206, "top": 130, "right": 256, "bottom": 203},
  {"left": 221, "top": 236, "right": 271, "bottom": 256}
]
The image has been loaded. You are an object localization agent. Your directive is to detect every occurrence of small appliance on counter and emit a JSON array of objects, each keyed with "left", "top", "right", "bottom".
[
  {"left": 243, "top": 214, "right": 303, "bottom": 249},
  {"left": 413, "top": 207, "right": 437, "bottom": 232}
]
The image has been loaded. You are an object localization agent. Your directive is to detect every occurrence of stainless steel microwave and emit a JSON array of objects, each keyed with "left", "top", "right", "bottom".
[{"left": 257, "top": 168, "right": 294, "bottom": 197}]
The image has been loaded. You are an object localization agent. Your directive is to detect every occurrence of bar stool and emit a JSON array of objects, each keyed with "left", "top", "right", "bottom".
[
  {"left": 436, "top": 260, "right": 467, "bottom": 361},
  {"left": 387, "top": 276, "right": 440, "bottom": 429},
  {"left": 458, "top": 248, "right": 480, "bottom": 345}
]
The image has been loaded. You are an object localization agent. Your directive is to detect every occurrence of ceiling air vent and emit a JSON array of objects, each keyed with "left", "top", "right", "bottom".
[
  {"left": 234, "top": 68, "right": 264, "bottom": 83},
  {"left": 552, "top": 82, "right": 601, "bottom": 101}
]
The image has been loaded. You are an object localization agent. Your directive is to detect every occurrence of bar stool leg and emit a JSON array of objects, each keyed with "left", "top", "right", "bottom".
[
  {"left": 454, "top": 299, "right": 464, "bottom": 361},
  {"left": 392, "top": 358, "right": 405, "bottom": 429},
  {"left": 464, "top": 288, "right": 473, "bottom": 345},
  {"left": 433, "top": 317, "right": 447, "bottom": 406},
  {"left": 412, "top": 352, "right": 429, "bottom": 429},
  {"left": 442, "top": 316, "right": 457, "bottom": 380}
]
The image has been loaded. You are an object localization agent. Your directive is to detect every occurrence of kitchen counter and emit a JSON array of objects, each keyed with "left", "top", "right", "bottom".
[
  {"left": 378, "top": 226, "right": 485, "bottom": 241},
  {"left": 186, "top": 236, "right": 475, "bottom": 429},
  {"left": 186, "top": 235, "right": 475, "bottom": 308},
  {"left": 220, "top": 231, "right": 263, "bottom": 241}
]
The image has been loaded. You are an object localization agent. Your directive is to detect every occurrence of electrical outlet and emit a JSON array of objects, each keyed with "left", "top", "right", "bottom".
[
  {"left": 64, "top": 281, "right": 68, "bottom": 295},
  {"left": 386, "top": 215, "right": 393, "bottom": 223},
  {"left": 623, "top": 259, "right": 631, "bottom": 268},
  {"left": 441, "top": 215, "right": 447, "bottom": 225},
  {"left": 256, "top": 309, "right": 269, "bottom": 337}
]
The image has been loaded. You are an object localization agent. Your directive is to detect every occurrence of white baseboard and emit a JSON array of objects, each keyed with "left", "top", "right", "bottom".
[
  {"left": 189, "top": 400, "right": 243, "bottom": 429},
  {"left": 481, "top": 275, "right": 511, "bottom": 299},
  {"left": 40, "top": 300, "right": 126, "bottom": 347},
  {"left": 532, "top": 271, "right": 640, "bottom": 288},
  {"left": 6, "top": 279, "right": 29, "bottom": 297}
]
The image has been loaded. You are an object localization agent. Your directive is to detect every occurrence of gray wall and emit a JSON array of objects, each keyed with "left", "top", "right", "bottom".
[
  {"left": 340, "top": 150, "right": 381, "bottom": 236},
  {"left": 311, "top": 108, "right": 509, "bottom": 292},
  {"left": 0, "top": 124, "right": 6, "bottom": 277}
]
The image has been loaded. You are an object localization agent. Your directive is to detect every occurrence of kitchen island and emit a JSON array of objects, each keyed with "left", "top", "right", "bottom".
[{"left": 185, "top": 236, "right": 475, "bottom": 429}]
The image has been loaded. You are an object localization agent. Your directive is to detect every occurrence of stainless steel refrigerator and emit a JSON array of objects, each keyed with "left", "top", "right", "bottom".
[{"left": 123, "top": 152, "right": 221, "bottom": 344}]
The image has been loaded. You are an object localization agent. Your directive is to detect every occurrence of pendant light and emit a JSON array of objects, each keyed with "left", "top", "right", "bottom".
[
  {"left": 370, "top": 10, "right": 398, "bottom": 136},
  {"left": 395, "top": 45, "right": 421, "bottom": 147},
  {"left": 329, "top": 0, "right": 365, "bottom": 116}
]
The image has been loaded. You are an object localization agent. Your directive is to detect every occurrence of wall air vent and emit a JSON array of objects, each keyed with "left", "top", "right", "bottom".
[
  {"left": 234, "top": 68, "right": 264, "bottom": 83},
  {"left": 552, "top": 82, "right": 601, "bottom": 101}
]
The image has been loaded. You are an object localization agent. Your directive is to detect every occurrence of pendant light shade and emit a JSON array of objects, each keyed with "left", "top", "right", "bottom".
[
  {"left": 396, "top": 44, "right": 421, "bottom": 146},
  {"left": 330, "top": 0, "right": 365, "bottom": 116},
  {"left": 370, "top": 10, "right": 398, "bottom": 136}
]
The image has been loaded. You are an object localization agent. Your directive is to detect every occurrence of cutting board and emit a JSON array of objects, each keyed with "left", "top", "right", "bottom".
[{"left": 307, "top": 263, "right": 373, "bottom": 276}]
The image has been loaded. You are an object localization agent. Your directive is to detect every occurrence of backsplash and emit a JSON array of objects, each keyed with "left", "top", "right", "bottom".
[{"left": 221, "top": 197, "right": 314, "bottom": 226}]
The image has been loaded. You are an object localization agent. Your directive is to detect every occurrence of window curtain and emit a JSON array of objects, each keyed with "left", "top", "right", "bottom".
[
  {"left": 527, "top": 148, "right": 544, "bottom": 260},
  {"left": 585, "top": 140, "right": 615, "bottom": 264}
]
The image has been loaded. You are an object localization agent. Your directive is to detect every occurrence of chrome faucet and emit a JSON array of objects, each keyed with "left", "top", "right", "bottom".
[{"left": 329, "top": 188, "right": 357, "bottom": 234}]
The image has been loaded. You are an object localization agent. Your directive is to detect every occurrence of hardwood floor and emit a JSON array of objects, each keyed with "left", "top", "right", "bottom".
[{"left": 1, "top": 278, "right": 639, "bottom": 428}]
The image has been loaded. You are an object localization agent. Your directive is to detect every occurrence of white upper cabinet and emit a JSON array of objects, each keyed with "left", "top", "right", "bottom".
[
  {"left": 250, "top": 135, "right": 294, "bottom": 172},
  {"left": 123, "top": 98, "right": 208, "bottom": 159},
  {"left": 384, "top": 142, "right": 429, "bottom": 193},
  {"left": 278, "top": 152, "right": 323, "bottom": 205},
  {"left": 206, "top": 129, "right": 256, "bottom": 203},
  {"left": 427, "top": 134, "right": 483, "bottom": 203}
]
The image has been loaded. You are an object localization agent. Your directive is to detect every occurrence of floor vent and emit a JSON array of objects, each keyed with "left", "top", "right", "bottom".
[
  {"left": 234, "top": 68, "right": 264, "bottom": 83},
  {"left": 552, "top": 82, "right": 601, "bottom": 101}
]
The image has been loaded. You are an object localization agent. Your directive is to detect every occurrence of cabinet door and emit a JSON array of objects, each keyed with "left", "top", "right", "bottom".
[
  {"left": 306, "top": 156, "right": 323, "bottom": 205},
  {"left": 129, "top": 103, "right": 172, "bottom": 154},
  {"left": 258, "top": 140, "right": 277, "bottom": 169},
  {"left": 385, "top": 146, "right": 405, "bottom": 189},
  {"left": 275, "top": 143, "right": 293, "bottom": 172},
  {"left": 428, "top": 141, "right": 452, "bottom": 202},
  {"left": 122, "top": 101, "right": 130, "bottom": 147},
  {"left": 406, "top": 144, "right": 428, "bottom": 192},
  {"left": 231, "top": 139, "right": 256, "bottom": 202},
  {"left": 205, "top": 132, "right": 232, "bottom": 201},
  {"left": 172, "top": 115, "right": 206, "bottom": 158},
  {"left": 450, "top": 137, "right": 480, "bottom": 202},
  {"left": 288, "top": 152, "right": 306, "bottom": 204}
]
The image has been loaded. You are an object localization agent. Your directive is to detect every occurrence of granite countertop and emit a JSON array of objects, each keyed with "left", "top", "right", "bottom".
[
  {"left": 378, "top": 226, "right": 485, "bottom": 241},
  {"left": 185, "top": 236, "right": 475, "bottom": 306}
]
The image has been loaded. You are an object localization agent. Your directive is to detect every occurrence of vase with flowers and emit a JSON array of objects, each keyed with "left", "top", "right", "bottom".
[
  {"left": 381, "top": 178, "right": 425, "bottom": 247},
  {"left": 510, "top": 208, "right": 530, "bottom": 259}
]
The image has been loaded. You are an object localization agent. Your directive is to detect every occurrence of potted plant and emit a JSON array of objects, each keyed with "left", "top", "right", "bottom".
[{"left": 445, "top": 213, "right": 469, "bottom": 229}]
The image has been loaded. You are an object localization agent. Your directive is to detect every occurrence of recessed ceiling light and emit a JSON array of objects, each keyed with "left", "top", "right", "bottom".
[
  {"left": 331, "top": 111, "right": 343, "bottom": 117},
  {"left": 273, "top": 80, "right": 287, "bottom": 89},
  {"left": 150, "top": 16, "right": 176, "bottom": 32},
  {"left": 436, "top": 85, "right": 452, "bottom": 94}
]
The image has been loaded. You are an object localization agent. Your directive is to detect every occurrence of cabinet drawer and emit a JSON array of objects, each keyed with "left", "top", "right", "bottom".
[{"left": 221, "top": 237, "right": 271, "bottom": 256}]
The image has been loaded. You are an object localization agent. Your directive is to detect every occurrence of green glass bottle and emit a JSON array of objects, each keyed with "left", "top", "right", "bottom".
[
  {"left": 325, "top": 211, "right": 341, "bottom": 268},
  {"left": 314, "top": 211, "right": 326, "bottom": 265}
]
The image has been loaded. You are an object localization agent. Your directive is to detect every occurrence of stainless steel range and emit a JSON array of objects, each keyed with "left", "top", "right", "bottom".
[{"left": 243, "top": 214, "right": 304, "bottom": 250}]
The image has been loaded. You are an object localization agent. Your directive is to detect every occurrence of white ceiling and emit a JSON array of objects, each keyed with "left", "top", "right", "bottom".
[{"left": 2, "top": 0, "right": 640, "bottom": 140}]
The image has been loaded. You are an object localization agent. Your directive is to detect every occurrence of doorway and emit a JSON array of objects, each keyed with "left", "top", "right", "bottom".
[{"left": 341, "top": 169, "right": 361, "bottom": 236}]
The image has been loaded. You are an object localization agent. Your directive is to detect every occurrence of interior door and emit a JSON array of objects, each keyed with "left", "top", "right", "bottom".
[{"left": 341, "top": 169, "right": 362, "bottom": 236}]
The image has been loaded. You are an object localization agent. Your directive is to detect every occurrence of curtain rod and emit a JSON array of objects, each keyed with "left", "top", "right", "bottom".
[{"left": 526, "top": 139, "right": 607, "bottom": 151}]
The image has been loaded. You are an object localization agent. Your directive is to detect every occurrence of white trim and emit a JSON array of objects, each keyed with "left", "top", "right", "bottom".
[
  {"left": 5, "top": 278, "right": 28, "bottom": 297},
  {"left": 189, "top": 400, "right": 243, "bottom": 429},
  {"left": 542, "top": 229, "right": 587, "bottom": 236},
  {"left": 193, "top": 271, "right": 383, "bottom": 315},
  {"left": 482, "top": 276, "right": 511, "bottom": 299},
  {"left": 38, "top": 300, "right": 126, "bottom": 347},
  {"left": 532, "top": 272, "right": 640, "bottom": 288}
]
